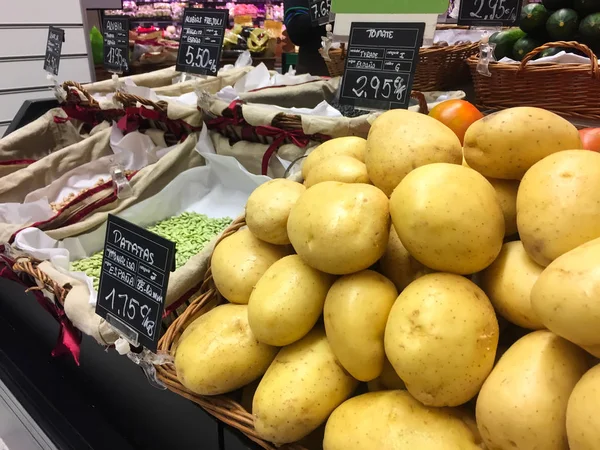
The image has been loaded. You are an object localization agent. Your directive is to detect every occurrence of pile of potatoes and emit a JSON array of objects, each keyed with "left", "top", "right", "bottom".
[{"left": 174, "top": 106, "right": 600, "bottom": 450}]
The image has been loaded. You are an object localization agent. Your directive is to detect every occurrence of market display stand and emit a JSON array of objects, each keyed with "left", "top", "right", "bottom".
[{"left": 0, "top": 278, "right": 260, "bottom": 450}]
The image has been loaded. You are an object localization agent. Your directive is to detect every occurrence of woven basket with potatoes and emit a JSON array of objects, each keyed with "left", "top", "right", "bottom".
[{"left": 156, "top": 105, "right": 600, "bottom": 450}]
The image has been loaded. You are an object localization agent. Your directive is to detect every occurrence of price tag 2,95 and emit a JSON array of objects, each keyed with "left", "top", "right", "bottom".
[
  {"left": 458, "top": 0, "right": 523, "bottom": 26},
  {"left": 176, "top": 8, "right": 228, "bottom": 76},
  {"left": 340, "top": 22, "right": 425, "bottom": 111},
  {"left": 309, "top": 0, "right": 333, "bottom": 26},
  {"left": 95, "top": 215, "right": 175, "bottom": 352},
  {"left": 103, "top": 16, "right": 130, "bottom": 73}
]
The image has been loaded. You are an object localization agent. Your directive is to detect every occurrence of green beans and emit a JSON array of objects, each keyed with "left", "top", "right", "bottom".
[{"left": 71, "top": 213, "right": 233, "bottom": 291}]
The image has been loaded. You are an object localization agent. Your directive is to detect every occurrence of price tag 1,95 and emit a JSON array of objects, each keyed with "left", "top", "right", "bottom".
[
  {"left": 95, "top": 215, "right": 175, "bottom": 352},
  {"left": 43, "top": 26, "right": 64, "bottom": 76},
  {"left": 309, "top": 0, "right": 334, "bottom": 26},
  {"left": 103, "top": 16, "right": 130, "bottom": 73},
  {"left": 176, "top": 8, "right": 228, "bottom": 76},
  {"left": 458, "top": 0, "right": 523, "bottom": 27},
  {"left": 340, "top": 22, "right": 425, "bottom": 111}
]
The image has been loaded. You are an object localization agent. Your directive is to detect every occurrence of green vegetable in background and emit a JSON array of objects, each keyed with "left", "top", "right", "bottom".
[
  {"left": 580, "top": 12, "right": 600, "bottom": 40},
  {"left": 90, "top": 26, "right": 104, "bottom": 66},
  {"left": 546, "top": 8, "right": 580, "bottom": 40},
  {"left": 71, "top": 213, "right": 233, "bottom": 291},
  {"left": 490, "top": 28, "right": 527, "bottom": 60},
  {"left": 520, "top": 4, "right": 551, "bottom": 33}
]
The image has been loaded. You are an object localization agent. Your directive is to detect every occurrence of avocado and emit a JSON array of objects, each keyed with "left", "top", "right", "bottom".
[
  {"left": 521, "top": 4, "right": 551, "bottom": 33},
  {"left": 546, "top": 8, "right": 580, "bottom": 40},
  {"left": 490, "top": 28, "right": 527, "bottom": 60}
]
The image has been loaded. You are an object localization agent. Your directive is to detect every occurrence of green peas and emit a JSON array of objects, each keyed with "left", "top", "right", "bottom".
[{"left": 70, "top": 213, "right": 233, "bottom": 291}]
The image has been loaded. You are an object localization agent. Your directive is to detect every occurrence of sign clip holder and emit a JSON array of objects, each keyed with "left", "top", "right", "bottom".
[
  {"left": 110, "top": 163, "right": 133, "bottom": 199},
  {"left": 113, "top": 337, "right": 172, "bottom": 390},
  {"left": 476, "top": 34, "right": 497, "bottom": 77},
  {"left": 47, "top": 73, "right": 67, "bottom": 102}
]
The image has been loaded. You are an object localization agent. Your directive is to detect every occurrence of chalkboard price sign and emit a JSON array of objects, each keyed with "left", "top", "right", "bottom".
[
  {"left": 176, "top": 8, "right": 228, "bottom": 76},
  {"left": 95, "top": 215, "right": 176, "bottom": 351},
  {"left": 43, "top": 26, "right": 64, "bottom": 76},
  {"left": 458, "top": 0, "right": 523, "bottom": 26},
  {"left": 103, "top": 16, "right": 130, "bottom": 73},
  {"left": 340, "top": 22, "right": 425, "bottom": 111},
  {"left": 309, "top": 0, "right": 333, "bottom": 26}
]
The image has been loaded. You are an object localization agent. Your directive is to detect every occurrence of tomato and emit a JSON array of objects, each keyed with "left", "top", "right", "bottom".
[
  {"left": 429, "top": 100, "right": 484, "bottom": 144},
  {"left": 579, "top": 128, "right": 600, "bottom": 152}
]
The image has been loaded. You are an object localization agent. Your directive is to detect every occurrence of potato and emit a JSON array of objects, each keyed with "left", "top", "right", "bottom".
[
  {"left": 302, "top": 136, "right": 367, "bottom": 179},
  {"left": 488, "top": 178, "right": 519, "bottom": 236},
  {"left": 517, "top": 150, "right": 600, "bottom": 266},
  {"left": 480, "top": 241, "right": 544, "bottom": 330},
  {"left": 476, "top": 331, "right": 589, "bottom": 450},
  {"left": 246, "top": 179, "right": 306, "bottom": 245},
  {"left": 385, "top": 273, "right": 499, "bottom": 407},
  {"left": 390, "top": 163, "right": 504, "bottom": 275},
  {"left": 379, "top": 226, "right": 430, "bottom": 291},
  {"left": 253, "top": 327, "right": 358, "bottom": 444},
  {"left": 367, "top": 358, "right": 406, "bottom": 392},
  {"left": 211, "top": 228, "right": 289, "bottom": 304},
  {"left": 304, "top": 155, "right": 370, "bottom": 188},
  {"left": 248, "top": 255, "right": 335, "bottom": 346},
  {"left": 324, "top": 270, "right": 398, "bottom": 381},
  {"left": 366, "top": 109, "right": 462, "bottom": 196},
  {"left": 567, "top": 364, "right": 600, "bottom": 450},
  {"left": 175, "top": 304, "right": 278, "bottom": 395},
  {"left": 323, "top": 391, "right": 483, "bottom": 450},
  {"left": 463, "top": 107, "right": 582, "bottom": 180},
  {"left": 287, "top": 181, "right": 390, "bottom": 275},
  {"left": 531, "top": 237, "right": 600, "bottom": 348}
]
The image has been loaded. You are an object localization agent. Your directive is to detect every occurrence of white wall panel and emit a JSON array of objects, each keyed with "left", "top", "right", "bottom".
[
  {"left": 0, "top": 27, "right": 88, "bottom": 58},
  {"left": 1, "top": 0, "right": 84, "bottom": 25},
  {"left": 0, "top": 57, "right": 91, "bottom": 91},
  {"left": 0, "top": 89, "right": 55, "bottom": 123}
]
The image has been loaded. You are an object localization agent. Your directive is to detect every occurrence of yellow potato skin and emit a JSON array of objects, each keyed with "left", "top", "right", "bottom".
[
  {"left": 324, "top": 270, "right": 398, "bottom": 381},
  {"left": 253, "top": 327, "right": 358, "bottom": 444},
  {"left": 463, "top": 107, "right": 582, "bottom": 180},
  {"left": 531, "top": 237, "right": 600, "bottom": 347},
  {"left": 379, "top": 225, "right": 430, "bottom": 291},
  {"left": 175, "top": 304, "right": 278, "bottom": 396},
  {"left": 287, "top": 181, "right": 390, "bottom": 275},
  {"left": 248, "top": 255, "right": 335, "bottom": 346},
  {"left": 517, "top": 150, "right": 600, "bottom": 267},
  {"left": 384, "top": 273, "right": 499, "bottom": 407},
  {"left": 567, "top": 364, "right": 600, "bottom": 450},
  {"left": 476, "top": 331, "right": 589, "bottom": 450},
  {"left": 246, "top": 179, "right": 306, "bottom": 245},
  {"left": 390, "top": 163, "right": 504, "bottom": 275},
  {"left": 365, "top": 109, "right": 462, "bottom": 196},
  {"left": 323, "top": 391, "right": 483, "bottom": 450},
  {"left": 480, "top": 241, "right": 544, "bottom": 330},
  {"left": 304, "top": 155, "right": 370, "bottom": 188},
  {"left": 488, "top": 178, "right": 519, "bottom": 236},
  {"left": 211, "top": 228, "right": 290, "bottom": 304},
  {"left": 302, "top": 136, "right": 367, "bottom": 179}
]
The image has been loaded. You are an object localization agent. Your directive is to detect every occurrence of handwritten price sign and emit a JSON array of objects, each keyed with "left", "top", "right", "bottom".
[
  {"left": 309, "top": 0, "right": 333, "bottom": 26},
  {"left": 103, "top": 17, "right": 130, "bottom": 73},
  {"left": 458, "top": 0, "right": 522, "bottom": 26}
]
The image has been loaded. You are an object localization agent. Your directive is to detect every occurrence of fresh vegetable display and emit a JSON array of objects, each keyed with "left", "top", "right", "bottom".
[
  {"left": 71, "top": 212, "right": 232, "bottom": 290},
  {"left": 169, "top": 102, "right": 600, "bottom": 449},
  {"left": 579, "top": 127, "right": 600, "bottom": 150},
  {"left": 493, "top": 0, "right": 600, "bottom": 61},
  {"left": 428, "top": 99, "right": 484, "bottom": 144}
]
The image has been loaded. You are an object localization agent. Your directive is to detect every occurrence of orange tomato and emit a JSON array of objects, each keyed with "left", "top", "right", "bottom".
[
  {"left": 579, "top": 128, "right": 600, "bottom": 152},
  {"left": 428, "top": 100, "right": 484, "bottom": 144}
]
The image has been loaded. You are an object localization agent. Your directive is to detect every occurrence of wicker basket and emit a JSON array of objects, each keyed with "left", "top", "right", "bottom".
[
  {"left": 467, "top": 41, "right": 600, "bottom": 120},
  {"left": 320, "top": 42, "right": 479, "bottom": 91},
  {"left": 156, "top": 217, "right": 310, "bottom": 450}
]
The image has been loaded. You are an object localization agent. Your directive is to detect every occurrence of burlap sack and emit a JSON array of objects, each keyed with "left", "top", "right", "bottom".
[
  {"left": 154, "top": 66, "right": 256, "bottom": 97},
  {"left": 0, "top": 127, "right": 113, "bottom": 204},
  {"left": 82, "top": 66, "right": 180, "bottom": 95},
  {"left": 238, "top": 77, "right": 341, "bottom": 109},
  {"left": 0, "top": 108, "right": 86, "bottom": 177}
]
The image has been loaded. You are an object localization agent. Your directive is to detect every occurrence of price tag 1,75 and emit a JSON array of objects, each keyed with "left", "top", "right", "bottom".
[
  {"left": 176, "top": 8, "right": 228, "bottom": 76},
  {"left": 339, "top": 22, "right": 425, "bottom": 111},
  {"left": 309, "top": 0, "right": 334, "bottom": 26},
  {"left": 44, "top": 26, "right": 64, "bottom": 76},
  {"left": 95, "top": 215, "right": 176, "bottom": 352},
  {"left": 458, "top": 0, "right": 523, "bottom": 27},
  {"left": 103, "top": 16, "right": 130, "bottom": 74}
]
